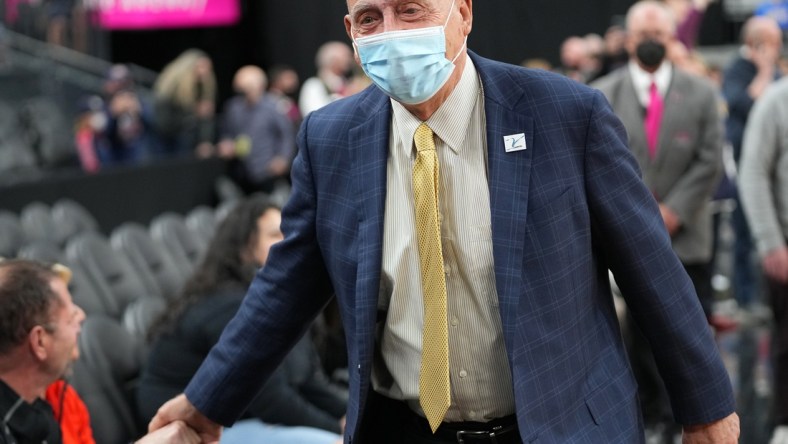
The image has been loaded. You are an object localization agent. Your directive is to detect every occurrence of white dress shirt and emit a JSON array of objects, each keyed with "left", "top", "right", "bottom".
[
  {"left": 628, "top": 60, "right": 672, "bottom": 108},
  {"left": 372, "top": 56, "right": 515, "bottom": 422}
]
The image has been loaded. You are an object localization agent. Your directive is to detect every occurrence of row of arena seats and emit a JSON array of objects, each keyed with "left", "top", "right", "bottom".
[
  {"left": 0, "top": 199, "right": 240, "bottom": 324},
  {"left": 1, "top": 198, "right": 242, "bottom": 443}
]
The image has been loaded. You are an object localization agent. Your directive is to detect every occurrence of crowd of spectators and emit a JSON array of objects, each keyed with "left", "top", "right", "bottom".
[{"left": 63, "top": 40, "right": 372, "bottom": 196}]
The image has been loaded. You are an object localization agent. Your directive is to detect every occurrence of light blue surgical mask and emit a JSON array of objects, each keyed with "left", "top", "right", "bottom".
[{"left": 353, "top": 0, "right": 466, "bottom": 105}]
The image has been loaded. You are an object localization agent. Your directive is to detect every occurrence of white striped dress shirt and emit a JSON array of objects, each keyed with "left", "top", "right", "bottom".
[{"left": 371, "top": 56, "right": 515, "bottom": 422}]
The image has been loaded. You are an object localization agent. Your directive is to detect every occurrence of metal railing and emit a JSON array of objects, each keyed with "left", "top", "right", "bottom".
[{"left": 3, "top": 28, "right": 158, "bottom": 93}]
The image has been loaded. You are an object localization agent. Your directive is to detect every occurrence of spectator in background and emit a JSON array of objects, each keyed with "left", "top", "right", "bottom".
[
  {"left": 0, "top": 259, "right": 201, "bottom": 444},
  {"left": 267, "top": 64, "right": 302, "bottom": 129},
  {"left": 755, "top": 0, "right": 788, "bottom": 31},
  {"left": 219, "top": 65, "right": 296, "bottom": 194},
  {"left": 98, "top": 64, "right": 158, "bottom": 167},
  {"left": 73, "top": 94, "right": 104, "bottom": 174},
  {"left": 558, "top": 35, "right": 600, "bottom": 83},
  {"left": 737, "top": 76, "right": 788, "bottom": 444},
  {"left": 298, "top": 41, "right": 354, "bottom": 115},
  {"left": 0, "top": 260, "right": 85, "bottom": 444},
  {"left": 722, "top": 15, "right": 782, "bottom": 311},
  {"left": 598, "top": 24, "right": 629, "bottom": 77},
  {"left": 662, "top": 0, "right": 718, "bottom": 49},
  {"left": 137, "top": 197, "right": 344, "bottom": 444},
  {"left": 153, "top": 49, "right": 217, "bottom": 158},
  {"left": 592, "top": 2, "right": 723, "bottom": 442},
  {"left": 46, "top": 0, "right": 73, "bottom": 47}
]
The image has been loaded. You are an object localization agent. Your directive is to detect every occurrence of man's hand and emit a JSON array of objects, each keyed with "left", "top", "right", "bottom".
[
  {"left": 659, "top": 204, "right": 681, "bottom": 236},
  {"left": 682, "top": 412, "right": 740, "bottom": 444},
  {"left": 148, "top": 394, "right": 222, "bottom": 444},
  {"left": 136, "top": 421, "right": 200, "bottom": 444},
  {"left": 763, "top": 246, "right": 788, "bottom": 283}
]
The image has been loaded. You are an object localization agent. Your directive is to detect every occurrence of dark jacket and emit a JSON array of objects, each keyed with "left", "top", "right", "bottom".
[
  {"left": 136, "top": 285, "right": 347, "bottom": 433},
  {"left": 0, "top": 379, "right": 61, "bottom": 444}
]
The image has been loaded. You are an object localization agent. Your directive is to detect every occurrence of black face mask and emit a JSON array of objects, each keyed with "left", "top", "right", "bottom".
[{"left": 636, "top": 40, "right": 666, "bottom": 69}]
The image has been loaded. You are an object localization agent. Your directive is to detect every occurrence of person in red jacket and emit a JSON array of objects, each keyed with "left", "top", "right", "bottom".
[{"left": 45, "top": 380, "right": 94, "bottom": 444}]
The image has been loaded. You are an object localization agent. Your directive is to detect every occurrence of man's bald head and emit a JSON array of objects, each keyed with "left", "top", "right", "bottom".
[
  {"left": 233, "top": 65, "right": 267, "bottom": 100},
  {"left": 742, "top": 16, "right": 783, "bottom": 48},
  {"left": 626, "top": 1, "right": 677, "bottom": 36}
]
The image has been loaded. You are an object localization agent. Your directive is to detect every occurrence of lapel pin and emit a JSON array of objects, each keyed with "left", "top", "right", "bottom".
[{"left": 504, "top": 133, "right": 527, "bottom": 152}]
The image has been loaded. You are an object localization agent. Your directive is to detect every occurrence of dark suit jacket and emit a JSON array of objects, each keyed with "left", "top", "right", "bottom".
[
  {"left": 592, "top": 66, "right": 723, "bottom": 264},
  {"left": 184, "top": 53, "right": 735, "bottom": 444}
]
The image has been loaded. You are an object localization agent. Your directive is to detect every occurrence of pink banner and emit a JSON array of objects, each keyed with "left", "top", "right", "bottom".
[{"left": 97, "top": 0, "right": 240, "bottom": 30}]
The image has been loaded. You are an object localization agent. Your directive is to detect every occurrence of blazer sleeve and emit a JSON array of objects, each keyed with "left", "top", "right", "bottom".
[
  {"left": 583, "top": 91, "right": 735, "bottom": 425},
  {"left": 183, "top": 112, "right": 336, "bottom": 426}
]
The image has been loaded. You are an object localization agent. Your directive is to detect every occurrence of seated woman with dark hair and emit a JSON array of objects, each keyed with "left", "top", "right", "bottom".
[{"left": 137, "top": 196, "right": 346, "bottom": 444}]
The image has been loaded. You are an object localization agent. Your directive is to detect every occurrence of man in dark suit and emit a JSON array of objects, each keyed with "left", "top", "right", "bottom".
[
  {"left": 592, "top": 2, "right": 724, "bottom": 441},
  {"left": 149, "top": 1, "right": 739, "bottom": 443}
]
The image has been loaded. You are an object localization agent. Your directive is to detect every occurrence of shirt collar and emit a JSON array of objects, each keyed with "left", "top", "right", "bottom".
[
  {"left": 628, "top": 60, "right": 672, "bottom": 106},
  {"left": 392, "top": 55, "right": 480, "bottom": 155}
]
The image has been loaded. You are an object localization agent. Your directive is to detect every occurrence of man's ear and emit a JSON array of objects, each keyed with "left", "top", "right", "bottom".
[
  {"left": 27, "top": 326, "right": 49, "bottom": 361},
  {"left": 459, "top": 0, "right": 473, "bottom": 35}
]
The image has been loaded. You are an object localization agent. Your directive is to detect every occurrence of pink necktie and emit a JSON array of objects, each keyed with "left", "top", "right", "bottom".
[{"left": 644, "top": 81, "right": 663, "bottom": 160}]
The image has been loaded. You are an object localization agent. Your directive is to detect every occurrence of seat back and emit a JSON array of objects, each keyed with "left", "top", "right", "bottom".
[
  {"left": 66, "top": 232, "right": 157, "bottom": 319},
  {"left": 72, "top": 316, "right": 144, "bottom": 444},
  {"left": 18, "top": 241, "right": 109, "bottom": 316},
  {"left": 149, "top": 213, "right": 204, "bottom": 277},
  {"left": 185, "top": 205, "right": 217, "bottom": 242},
  {"left": 16, "top": 240, "right": 64, "bottom": 263},
  {"left": 20, "top": 201, "right": 59, "bottom": 244},
  {"left": 52, "top": 198, "right": 99, "bottom": 244},
  {"left": 214, "top": 199, "right": 239, "bottom": 224},
  {"left": 111, "top": 223, "right": 185, "bottom": 300},
  {"left": 0, "top": 211, "right": 26, "bottom": 257},
  {"left": 122, "top": 297, "right": 167, "bottom": 348}
]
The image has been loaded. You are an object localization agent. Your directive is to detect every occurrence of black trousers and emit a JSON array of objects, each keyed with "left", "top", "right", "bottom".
[
  {"left": 357, "top": 392, "right": 522, "bottom": 444},
  {"left": 766, "top": 274, "right": 788, "bottom": 425}
]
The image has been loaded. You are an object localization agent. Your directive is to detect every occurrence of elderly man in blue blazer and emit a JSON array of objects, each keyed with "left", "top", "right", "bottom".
[{"left": 149, "top": 1, "right": 739, "bottom": 443}]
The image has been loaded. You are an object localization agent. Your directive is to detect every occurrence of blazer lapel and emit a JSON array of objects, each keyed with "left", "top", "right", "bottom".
[
  {"left": 473, "top": 54, "right": 534, "bottom": 353},
  {"left": 349, "top": 90, "right": 391, "bottom": 379}
]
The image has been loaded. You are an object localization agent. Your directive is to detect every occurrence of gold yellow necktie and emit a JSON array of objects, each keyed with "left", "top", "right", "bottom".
[{"left": 413, "top": 122, "right": 450, "bottom": 433}]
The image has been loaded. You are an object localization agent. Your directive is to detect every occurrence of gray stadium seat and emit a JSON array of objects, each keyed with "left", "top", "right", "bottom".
[
  {"left": 51, "top": 198, "right": 99, "bottom": 244},
  {"left": 17, "top": 241, "right": 109, "bottom": 316},
  {"left": 111, "top": 222, "right": 186, "bottom": 300},
  {"left": 185, "top": 205, "right": 217, "bottom": 241},
  {"left": 122, "top": 297, "right": 167, "bottom": 344},
  {"left": 0, "top": 211, "right": 26, "bottom": 257},
  {"left": 72, "top": 316, "right": 144, "bottom": 444},
  {"left": 66, "top": 232, "right": 160, "bottom": 319},
  {"left": 214, "top": 199, "right": 239, "bottom": 224},
  {"left": 149, "top": 213, "right": 205, "bottom": 277},
  {"left": 20, "top": 201, "right": 59, "bottom": 244}
]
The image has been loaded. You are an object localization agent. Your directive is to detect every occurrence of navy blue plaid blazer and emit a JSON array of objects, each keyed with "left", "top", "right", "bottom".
[{"left": 184, "top": 52, "right": 735, "bottom": 443}]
